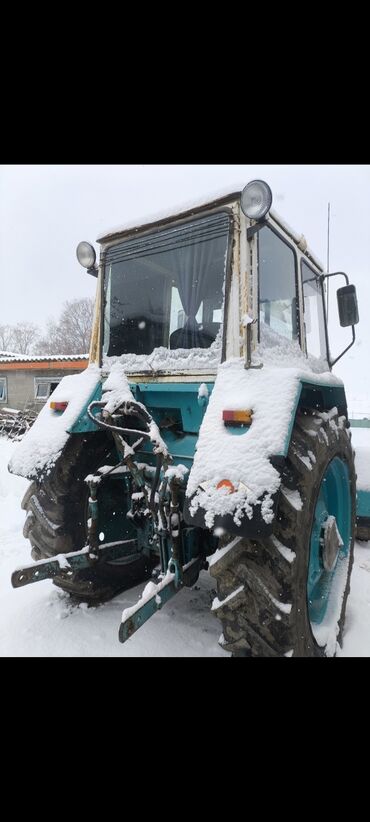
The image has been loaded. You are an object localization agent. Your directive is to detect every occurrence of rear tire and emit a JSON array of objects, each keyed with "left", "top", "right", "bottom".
[
  {"left": 356, "top": 521, "right": 370, "bottom": 542},
  {"left": 210, "top": 409, "right": 356, "bottom": 657},
  {"left": 22, "top": 433, "right": 152, "bottom": 602}
]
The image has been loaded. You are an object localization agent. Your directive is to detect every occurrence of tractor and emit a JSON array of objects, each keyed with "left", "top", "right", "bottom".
[{"left": 9, "top": 179, "right": 368, "bottom": 657}]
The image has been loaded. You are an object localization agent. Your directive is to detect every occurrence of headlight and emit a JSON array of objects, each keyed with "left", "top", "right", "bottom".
[
  {"left": 241, "top": 180, "right": 273, "bottom": 221},
  {"left": 76, "top": 241, "right": 96, "bottom": 269}
]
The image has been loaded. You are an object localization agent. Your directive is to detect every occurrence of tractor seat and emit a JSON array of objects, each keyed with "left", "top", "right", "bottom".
[{"left": 170, "top": 322, "right": 219, "bottom": 350}]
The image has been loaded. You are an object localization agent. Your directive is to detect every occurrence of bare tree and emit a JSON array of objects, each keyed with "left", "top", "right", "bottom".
[
  {"left": 0, "top": 324, "right": 15, "bottom": 353},
  {"left": 37, "top": 298, "right": 94, "bottom": 355},
  {"left": 10, "top": 322, "right": 40, "bottom": 355}
]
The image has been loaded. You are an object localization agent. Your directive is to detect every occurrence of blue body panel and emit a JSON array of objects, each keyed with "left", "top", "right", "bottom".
[
  {"left": 69, "top": 379, "right": 214, "bottom": 467},
  {"left": 357, "top": 490, "right": 370, "bottom": 518},
  {"left": 130, "top": 382, "right": 213, "bottom": 433},
  {"left": 68, "top": 383, "right": 103, "bottom": 434},
  {"left": 350, "top": 419, "right": 370, "bottom": 522},
  {"left": 350, "top": 419, "right": 370, "bottom": 428},
  {"left": 65, "top": 373, "right": 367, "bottom": 527}
]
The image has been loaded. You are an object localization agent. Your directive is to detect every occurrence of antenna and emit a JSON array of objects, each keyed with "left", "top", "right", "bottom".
[{"left": 326, "top": 202, "right": 331, "bottom": 319}]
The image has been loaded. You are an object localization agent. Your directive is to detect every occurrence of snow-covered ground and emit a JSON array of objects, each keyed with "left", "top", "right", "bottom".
[{"left": 1, "top": 432, "right": 369, "bottom": 657}]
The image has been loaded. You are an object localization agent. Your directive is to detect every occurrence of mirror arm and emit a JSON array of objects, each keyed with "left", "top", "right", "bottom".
[
  {"left": 321, "top": 272, "right": 356, "bottom": 368},
  {"left": 321, "top": 271, "right": 349, "bottom": 286},
  {"left": 329, "top": 327, "right": 355, "bottom": 368}
]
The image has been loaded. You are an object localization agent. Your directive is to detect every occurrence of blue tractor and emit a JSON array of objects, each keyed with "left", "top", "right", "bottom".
[{"left": 9, "top": 180, "right": 367, "bottom": 656}]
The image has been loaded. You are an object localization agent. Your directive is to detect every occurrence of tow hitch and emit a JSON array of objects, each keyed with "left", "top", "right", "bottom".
[
  {"left": 11, "top": 539, "right": 139, "bottom": 589},
  {"left": 11, "top": 386, "right": 206, "bottom": 641},
  {"left": 119, "top": 557, "right": 201, "bottom": 643}
]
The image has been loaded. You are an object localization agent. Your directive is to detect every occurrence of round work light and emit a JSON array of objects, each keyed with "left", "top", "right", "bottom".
[
  {"left": 76, "top": 241, "right": 96, "bottom": 269},
  {"left": 241, "top": 180, "right": 273, "bottom": 221}
]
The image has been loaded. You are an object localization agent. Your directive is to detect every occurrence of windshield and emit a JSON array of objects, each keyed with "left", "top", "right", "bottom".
[{"left": 103, "top": 212, "right": 231, "bottom": 370}]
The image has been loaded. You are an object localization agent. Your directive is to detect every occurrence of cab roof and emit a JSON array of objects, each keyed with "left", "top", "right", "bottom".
[{"left": 97, "top": 183, "right": 324, "bottom": 271}]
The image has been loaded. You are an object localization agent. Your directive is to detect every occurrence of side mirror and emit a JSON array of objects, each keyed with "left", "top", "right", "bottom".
[{"left": 337, "top": 284, "right": 359, "bottom": 327}]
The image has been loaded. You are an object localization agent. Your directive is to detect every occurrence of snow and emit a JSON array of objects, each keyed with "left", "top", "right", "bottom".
[
  {"left": 207, "top": 536, "right": 242, "bottom": 569},
  {"left": 96, "top": 186, "right": 324, "bottom": 273},
  {"left": 198, "top": 383, "right": 209, "bottom": 400},
  {"left": 270, "top": 534, "right": 296, "bottom": 564},
  {"left": 0, "top": 437, "right": 224, "bottom": 657},
  {"left": 350, "top": 428, "right": 370, "bottom": 492},
  {"left": 1, "top": 407, "right": 21, "bottom": 415},
  {"left": 311, "top": 551, "right": 351, "bottom": 656},
  {"left": 121, "top": 571, "right": 176, "bottom": 623},
  {"left": 211, "top": 585, "right": 244, "bottom": 611},
  {"left": 0, "top": 354, "right": 88, "bottom": 363},
  {"left": 264, "top": 590, "right": 292, "bottom": 615},
  {"left": 258, "top": 326, "right": 331, "bottom": 374},
  {"left": 353, "top": 446, "right": 370, "bottom": 492},
  {"left": 164, "top": 465, "right": 189, "bottom": 481},
  {"left": 103, "top": 331, "right": 223, "bottom": 375},
  {"left": 186, "top": 355, "right": 341, "bottom": 530},
  {"left": 101, "top": 365, "right": 135, "bottom": 411},
  {"left": 0, "top": 434, "right": 369, "bottom": 656},
  {"left": 97, "top": 183, "right": 243, "bottom": 241},
  {"left": 281, "top": 487, "right": 303, "bottom": 511},
  {"left": 8, "top": 364, "right": 101, "bottom": 479},
  {"left": 102, "top": 363, "right": 169, "bottom": 457}
]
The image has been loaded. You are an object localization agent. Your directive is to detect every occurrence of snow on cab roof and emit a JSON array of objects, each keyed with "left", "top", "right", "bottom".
[
  {"left": 96, "top": 183, "right": 245, "bottom": 242},
  {"left": 96, "top": 182, "right": 325, "bottom": 271}
]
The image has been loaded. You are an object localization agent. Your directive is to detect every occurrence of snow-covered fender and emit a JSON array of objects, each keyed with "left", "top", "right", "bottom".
[
  {"left": 183, "top": 359, "right": 349, "bottom": 539},
  {"left": 8, "top": 365, "right": 102, "bottom": 480}
]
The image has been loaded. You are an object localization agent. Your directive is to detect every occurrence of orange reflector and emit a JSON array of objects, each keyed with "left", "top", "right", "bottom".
[
  {"left": 216, "top": 480, "right": 236, "bottom": 494},
  {"left": 223, "top": 409, "right": 253, "bottom": 424},
  {"left": 50, "top": 401, "right": 68, "bottom": 412}
]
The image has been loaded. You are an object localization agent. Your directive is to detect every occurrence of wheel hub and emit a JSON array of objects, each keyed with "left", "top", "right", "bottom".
[{"left": 321, "top": 515, "right": 343, "bottom": 572}]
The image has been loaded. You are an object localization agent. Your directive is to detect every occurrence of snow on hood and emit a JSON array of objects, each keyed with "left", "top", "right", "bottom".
[
  {"left": 8, "top": 365, "right": 101, "bottom": 479},
  {"left": 186, "top": 354, "right": 343, "bottom": 530},
  {"left": 103, "top": 332, "right": 223, "bottom": 374}
]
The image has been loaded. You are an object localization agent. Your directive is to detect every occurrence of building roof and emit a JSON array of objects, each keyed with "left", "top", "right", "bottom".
[
  {"left": 0, "top": 353, "right": 88, "bottom": 364},
  {"left": 0, "top": 354, "right": 89, "bottom": 371}
]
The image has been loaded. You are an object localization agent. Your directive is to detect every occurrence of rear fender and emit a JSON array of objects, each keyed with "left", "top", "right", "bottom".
[
  {"left": 184, "top": 365, "right": 349, "bottom": 539},
  {"left": 8, "top": 365, "right": 102, "bottom": 480}
]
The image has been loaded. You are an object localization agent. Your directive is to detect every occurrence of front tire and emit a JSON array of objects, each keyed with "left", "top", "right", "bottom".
[{"left": 210, "top": 409, "right": 356, "bottom": 657}]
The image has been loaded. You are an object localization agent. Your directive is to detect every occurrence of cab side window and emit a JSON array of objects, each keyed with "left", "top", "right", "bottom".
[
  {"left": 301, "top": 261, "right": 327, "bottom": 360},
  {"left": 258, "top": 226, "right": 298, "bottom": 343}
]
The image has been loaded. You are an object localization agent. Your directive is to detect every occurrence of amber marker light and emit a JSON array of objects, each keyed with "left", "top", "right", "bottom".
[
  {"left": 50, "top": 402, "right": 68, "bottom": 412},
  {"left": 222, "top": 409, "right": 253, "bottom": 426}
]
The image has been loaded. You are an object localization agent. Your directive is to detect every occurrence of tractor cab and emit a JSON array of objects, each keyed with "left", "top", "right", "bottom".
[{"left": 82, "top": 179, "right": 357, "bottom": 379}]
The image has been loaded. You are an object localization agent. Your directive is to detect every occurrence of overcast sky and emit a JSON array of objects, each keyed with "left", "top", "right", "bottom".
[{"left": 1, "top": 164, "right": 369, "bottom": 403}]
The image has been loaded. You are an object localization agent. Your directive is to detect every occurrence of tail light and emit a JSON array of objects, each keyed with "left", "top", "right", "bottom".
[{"left": 216, "top": 480, "right": 236, "bottom": 494}]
